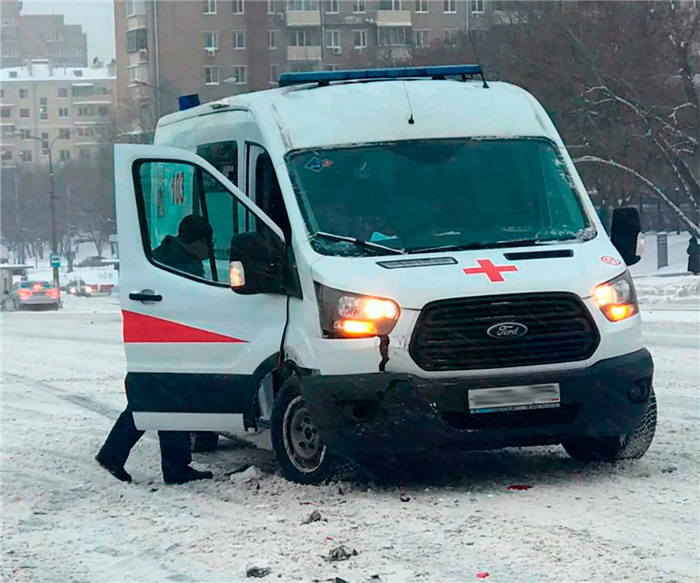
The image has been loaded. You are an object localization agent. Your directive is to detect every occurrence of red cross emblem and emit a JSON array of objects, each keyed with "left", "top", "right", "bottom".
[{"left": 463, "top": 259, "right": 518, "bottom": 283}]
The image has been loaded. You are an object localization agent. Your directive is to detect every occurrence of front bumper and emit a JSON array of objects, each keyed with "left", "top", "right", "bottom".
[{"left": 300, "top": 349, "right": 654, "bottom": 459}]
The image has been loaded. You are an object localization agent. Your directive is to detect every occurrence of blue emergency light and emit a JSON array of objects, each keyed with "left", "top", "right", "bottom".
[
  {"left": 178, "top": 93, "right": 201, "bottom": 111},
  {"left": 278, "top": 64, "right": 487, "bottom": 88}
]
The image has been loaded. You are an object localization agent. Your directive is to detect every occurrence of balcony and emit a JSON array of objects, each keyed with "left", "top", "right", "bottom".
[
  {"left": 286, "top": 11, "right": 321, "bottom": 27},
  {"left": 287, "top": 46, "right": 322, "bottom": 61},
  {"left": 376, "top": 10, "right": 412, "bottom": 26}
]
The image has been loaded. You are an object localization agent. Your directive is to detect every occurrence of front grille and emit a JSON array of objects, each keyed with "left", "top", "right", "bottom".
[{"left": 410, "top": 293, "right": 600, "bottom": 372}]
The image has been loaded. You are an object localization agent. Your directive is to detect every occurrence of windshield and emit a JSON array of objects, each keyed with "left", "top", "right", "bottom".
[{"left": 286, "top": 138, "right": 592, "bottom": 256}]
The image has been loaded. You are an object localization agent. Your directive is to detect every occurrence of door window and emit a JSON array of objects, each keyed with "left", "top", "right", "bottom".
[
  {"left": 135, "top": 159, "right": 264, "bottom": 285},
  {"left": 249, "top": 146, "right": 292, "bottom": 242}
]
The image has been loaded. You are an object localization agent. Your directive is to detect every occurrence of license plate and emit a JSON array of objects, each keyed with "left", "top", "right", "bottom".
[{"left": 468, "top": 383, "right": 561, "bottom": 414}]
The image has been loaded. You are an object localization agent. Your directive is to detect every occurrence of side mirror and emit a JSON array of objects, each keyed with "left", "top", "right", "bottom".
[
  {"left": 228, "top": 230, "right": 285, "bottom": 295},
  {"left": 611, "top": 207, "right": 642, "bottom": 266}
]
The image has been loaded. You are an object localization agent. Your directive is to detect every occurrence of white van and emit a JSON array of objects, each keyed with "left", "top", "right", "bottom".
[{"left": 115, "top": 66, "right": 655, "bottom": 484}]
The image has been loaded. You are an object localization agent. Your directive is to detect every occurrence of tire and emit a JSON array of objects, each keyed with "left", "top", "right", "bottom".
[
  {"left": 563, "top": 389, "right": 657, "bottom": 462},
  {"left": 191, "top": 431, "right": 219, "bottom": 453},
  {"left": 271, "top": 377, "right": 336, "bottom": 484}
]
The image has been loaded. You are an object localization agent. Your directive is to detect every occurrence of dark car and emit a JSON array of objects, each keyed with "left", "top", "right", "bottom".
[
  {"left": 10, "top": 280, "right": 60, "bottom": 310},
  {"left": 77, "top": 255, "right": 107, "bottom": 268},
  {"left": 66, "top": 279, "right": 94, "bottom": 297}
]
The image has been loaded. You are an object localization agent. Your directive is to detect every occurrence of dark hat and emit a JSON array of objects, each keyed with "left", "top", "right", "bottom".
[{"left": 178, "top": 214, "right": 214, "bottom": 243}]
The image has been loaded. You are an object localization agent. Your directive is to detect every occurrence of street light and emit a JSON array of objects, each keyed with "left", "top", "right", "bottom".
[{"left": 19, "top": 128, "right": 77, "bottom": 290}]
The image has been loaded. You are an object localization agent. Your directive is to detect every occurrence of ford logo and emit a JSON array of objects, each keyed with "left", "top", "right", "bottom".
[{"left": 486, "top": 322, "right": 528, "bottom": 339}]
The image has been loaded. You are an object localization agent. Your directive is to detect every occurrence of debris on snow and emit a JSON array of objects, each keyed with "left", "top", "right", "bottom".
[
  {"left": 302, "top": 509, "right": 323, "bottom": 525},
  {"left": 324, "top": 545, "right": 359, "bottom": 562},
  {"left": 246, "top": 565, "right": 272, "bottom": 578},
  {"left": 507, "top": 484, "right": 534, "bottom": 491},
  {"left": 230, "top": 466, "right": 263, "bottom": 488},
  {"left": 399, "top": 486, "right": 411, "bottom": 502},
  {"left": 661, "top": 466, "right": 678, "bottom": 474},
  {"left": 476, "top": 571, "right": 490, "bottom": 578}
]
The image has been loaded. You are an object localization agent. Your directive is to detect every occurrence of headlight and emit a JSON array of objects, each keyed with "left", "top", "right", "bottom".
[
  {"left": 593, "top": 270, "right": 639, "bottom": 322},
  {"left": 85, "top": 286, "right": 93, "bottom": 294},
  {"left": 315, "top": 283, "right": 400, "bottom": 338}
]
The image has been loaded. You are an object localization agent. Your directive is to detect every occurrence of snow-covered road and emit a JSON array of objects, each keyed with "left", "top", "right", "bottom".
[{"left": 2, "top": 294, "right": 698, "bottom": 583}]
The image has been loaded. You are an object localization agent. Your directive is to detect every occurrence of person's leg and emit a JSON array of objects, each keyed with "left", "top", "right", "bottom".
[
  {"left": 95, "top": 408, "right": 143, "bottom": 482},
  {"left": 159, "top": 431, "right": 212, "bottom": 484},
  {"left": 192, "top": 431, "right": 219, "bottom": 453}
]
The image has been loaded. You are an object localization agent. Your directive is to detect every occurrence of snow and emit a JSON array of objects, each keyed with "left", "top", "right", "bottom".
[{"left": 2, "top": 274, "right": 698, "bottom": 582}]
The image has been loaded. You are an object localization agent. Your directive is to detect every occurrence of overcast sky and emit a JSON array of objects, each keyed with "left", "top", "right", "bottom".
[{"left": 20, "top": 0, "right": 115, "bottom": 63}]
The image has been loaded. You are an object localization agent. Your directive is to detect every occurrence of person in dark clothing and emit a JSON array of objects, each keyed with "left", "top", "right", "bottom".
[
  {"left": 96, "top": 215, "right": 216, "bottom": 484},
  {"left": 688, "top": 236, "right": 700, "bottom": 275}
]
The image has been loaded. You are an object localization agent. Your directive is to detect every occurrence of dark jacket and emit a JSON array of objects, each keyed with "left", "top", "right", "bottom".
[
  {"left": 152, "top": 235, "right": 204, "bottom": 277},
  {"left": 688, "top": 238, "right": 700, "bottom": 274}
]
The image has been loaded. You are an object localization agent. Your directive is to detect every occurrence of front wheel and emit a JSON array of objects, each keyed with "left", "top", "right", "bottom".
[
  {"left": 563, "top": 389, "right": 657, "bottom": 463},
  {"left": 271, "top": 377, "right": 336, "bottom": 484}
]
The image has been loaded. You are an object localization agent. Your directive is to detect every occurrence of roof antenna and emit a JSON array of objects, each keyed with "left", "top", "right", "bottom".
[
  {"left": 468, "top": 30, "right": 489, "bottom": 89},
  {"left": 402, "top": 81, "right": 415, "bottom": 125}
]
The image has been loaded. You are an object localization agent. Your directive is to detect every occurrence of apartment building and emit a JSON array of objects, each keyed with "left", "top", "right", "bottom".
[
  {"left": 0, "top": 60, "right": 116, "bottom": 168},
  {"left": 114, "top": 0, "right": 505, "bottom": 132},
  {"left": 1, "top": 1, "right": 88, "bottom": 69}
]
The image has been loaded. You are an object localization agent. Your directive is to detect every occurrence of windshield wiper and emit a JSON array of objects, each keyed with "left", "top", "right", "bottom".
[
  {"left": 312, "top": 231, "right": 404, "bottom": 255},
  {"left": 406, "top": 237, "right": 575, "bottom": 255}
]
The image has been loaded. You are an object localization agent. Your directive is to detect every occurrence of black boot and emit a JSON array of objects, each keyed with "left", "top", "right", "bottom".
[
  {"left": 95, "top": 454, "right": 133, "bottom": 483},
  {"left": 163, "top": 466, "right": 213, "bottom": 485}
]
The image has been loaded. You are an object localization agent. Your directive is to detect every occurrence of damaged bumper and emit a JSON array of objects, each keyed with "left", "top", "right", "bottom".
[{"left": 300, "top": 349, "right": 654, "bottom": 459}]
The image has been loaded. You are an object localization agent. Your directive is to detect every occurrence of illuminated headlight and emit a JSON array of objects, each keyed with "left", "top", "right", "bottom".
[
  {"left": 315, "top": 283, "right": 400, "bottom": 338},
  {"left": 85, "top": 286, "right": 93, "bottom": 294},
  {"left": 593, "top": 270, "right": 639, "bottom": 322},
  {"left": 69, "top": 287, "right": 77, "bottom": 294}
]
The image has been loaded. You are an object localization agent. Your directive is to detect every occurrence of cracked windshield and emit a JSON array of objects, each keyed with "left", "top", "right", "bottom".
[{"left": 1, "top": 1, "right": 698, "bottom": 582}]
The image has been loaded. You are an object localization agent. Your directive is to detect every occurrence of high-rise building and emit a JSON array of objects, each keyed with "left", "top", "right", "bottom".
[
  {"left": 0, "top": 60, "right": 116, "bottom": 168},
  {"left": 0, "top": 1, "right": 88, "bottom": 69},
  {"left": 113, "top": 0, "right": 505, "bottom": 134}
]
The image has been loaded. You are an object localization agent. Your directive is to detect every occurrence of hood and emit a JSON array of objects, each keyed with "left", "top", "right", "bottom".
[{"left": 309, "top": 237, "right": 626, "bottom": 310}]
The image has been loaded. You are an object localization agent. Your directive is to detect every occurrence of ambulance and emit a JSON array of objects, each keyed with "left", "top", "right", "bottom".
[{"left": 115, "top": 65, "right": 655, "bottom": 484}]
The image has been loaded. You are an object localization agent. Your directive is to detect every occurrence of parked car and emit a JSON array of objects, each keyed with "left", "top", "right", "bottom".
[
  {"left": 10, "top": 280, "right": 60, "bottom": 310},
  {"left": 77, "top": 255, "right": 107, "bottom": 268},
  {"left": 66, "top": 279, "right": 94, "bottom": 297}
]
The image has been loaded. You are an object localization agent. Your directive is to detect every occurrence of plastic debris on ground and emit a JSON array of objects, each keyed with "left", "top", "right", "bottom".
[{"left": 325, "top": 545, "right": 359, "bottom": 562}]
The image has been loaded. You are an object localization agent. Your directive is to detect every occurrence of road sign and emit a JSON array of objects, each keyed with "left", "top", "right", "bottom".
[{"left": 50, "top": 253, "right": 60, "bottom": 268}]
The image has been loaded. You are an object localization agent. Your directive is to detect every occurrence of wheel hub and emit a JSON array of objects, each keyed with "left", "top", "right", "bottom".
[{"left": 283, "top": 396, "right": 326, "bottom": 472}]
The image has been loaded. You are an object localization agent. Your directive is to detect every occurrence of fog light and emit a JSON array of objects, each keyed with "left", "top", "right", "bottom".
[{"left": 628, "top": 381, "right": 649, "bottom": 402}]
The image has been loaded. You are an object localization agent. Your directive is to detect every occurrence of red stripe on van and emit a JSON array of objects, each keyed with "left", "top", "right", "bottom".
[{"left": 122, "top": 310, "right": 247, "bottom": 343}]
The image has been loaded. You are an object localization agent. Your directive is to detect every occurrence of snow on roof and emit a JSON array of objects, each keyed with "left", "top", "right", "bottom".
[
  {"left": 0, "top": 63, "right": 115, "bottom": 83},
  {"left": 157, "top": 80, "right": 559, "bottom": 154}
]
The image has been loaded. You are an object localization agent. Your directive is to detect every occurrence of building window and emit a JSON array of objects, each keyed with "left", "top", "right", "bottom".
[
  {"left": 46, "top": 32, "right": 64, "bottom": 42},
  {"left": 72, "top": 85, "right": 94, "bottom": 97},
  {"left": 79, "top": 149, "right": 91, "bottom": 160},
  {"left": 327, "top": 64, "right": 340, "bottom": 71},
  {"left": 326, "top": 0, "right": 339, "bottom": 13},
  {"left": 325, "top": 29, "right": 340, "bottom": 50},
  {"left": 444, "top": 0, "right": 456, "bottom": 13},
  {"left": 378, "top": 26, "right": 410, "bottom": 46},
  {"left": 98, "top": 106, "right": 109, "bottom": 116},
  {"left": 269, "top": 65, "right": 279, "bottom": 84},
  {"left": 232, "top": 66, "right": 247, "bottom": 84},
  {"left": 287, "top": 0, "right": 319, "bottom": 10},
  {"left": 58, "top": 87, "right": 68, "bottom": 98},
  {"left": 414, "top": 29, "right": 429, "bottom": 47},
  {"left": 290, "top": 30, "right": 312, "bottom": 46},
  {"left": 126, "top": 28, "right": 148, "bottom": 53},
  {"left": 471, "top": 0, "right": 484, "bottom": 13},
  {"left": 415, "top": 0, "right": 428, "bottom": 12},
  {"left": 59, "top": 128, "right": 71, "bottom": 140},
  {"left": 204, "top": 31, "right": 219, "bottom": 50},
  {"left": 444, "top": 28, "right": 458, "bottom": 45},
  {"left": 0, "top": 107, "right": 10, "bottom": 119},
  {"left": 40, "top": 97, "right": 48, "bottom": 121},
  {"left": 41, "top": 132, "right": 49, "bottom": 155},
  {"left": 19, "top": 88, "right": 29, "bottom": 98},
  {"left": 203, "top": 0, "right": 217, "bottom": 14},
  {"left": 267, "top": 0, "right": 276, "bottom": 14},
  {"left": 353, "top": 29, "right": 368, "bottom": 49},
  {"left": 78, "top": 106, "right": 96, "bottom": 116},
  {"left": 126, "top": 0, "right": 146, "bottom": 16},
  {"left": 60, "top": 150, "right": 71, "bottom": 162},
  {"left": 9, "top": 71, "right": 18, "bottom": 78},
  {"left": 204, "top": 66, "right": 220, "bottom": 85},
  {"left": 1, "top": 48, "right": 19, "bottom": 57},
  {"left": 379, "top": 0, "right": 402, "bottom": 9},
  {"left": 20, "top": 108, "right": 30, "bottom": 118},
  {"left": 352, "top": 0, "right": 365, "bottom": 12},
  {"left": 232, "top": 0, "right": 244, "bottom": 14},
  {"left": 19, "top": 129, "right": 30, "bottom": 140},
  {"left": 268, "top": 30, "right": 277, "bottom": 49},
  {"left": 58, "top": 107, "right": 69, "bottom": 117},
  {"left": 1, "top": 149, "right": 12, "bottom": 161},
  {"left": 20, "top": 150, "right": 32, "bottom": 162},
  {"left": 0, "top": 124, "right": 15, "bottom": 138},
  {"left": 232, "top": 31, "right": 246, "bottom": 49}
]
